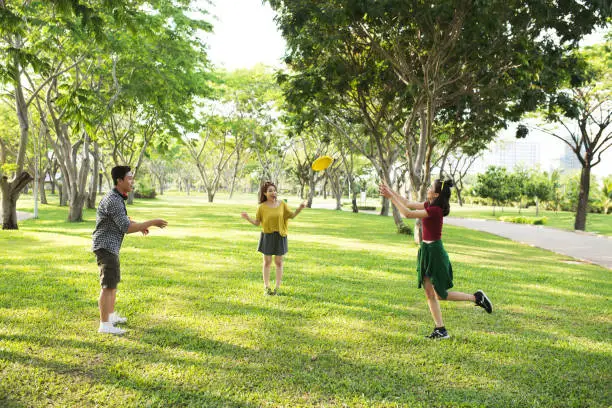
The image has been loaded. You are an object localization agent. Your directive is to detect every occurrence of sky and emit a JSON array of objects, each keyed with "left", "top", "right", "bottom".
[
  {"left": 199, "top": 1, "right": 611, "bottom": 177},
  {"left": 200, "top": 0, "right": 286, "bottom": 70}
]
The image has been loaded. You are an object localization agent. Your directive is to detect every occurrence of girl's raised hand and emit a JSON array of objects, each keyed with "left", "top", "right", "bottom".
[
  {"left": 240, "top": 212, "right": 249, "bottom": 220},
  {"left": 298, "top": 201, "right": 306, "bottom": 210},
  {"left": 379, "top": 183, "right": 392, "bottom": 198}
]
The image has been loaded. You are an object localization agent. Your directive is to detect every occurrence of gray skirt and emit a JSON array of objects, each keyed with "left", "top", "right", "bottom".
[{"left": 258, "top": 232, "right": 288, "bottom": 256}]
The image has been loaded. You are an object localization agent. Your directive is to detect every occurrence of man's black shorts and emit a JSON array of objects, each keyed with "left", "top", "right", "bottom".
[{"left": 94, "top": 249, "right": 120, "bottom": 289}]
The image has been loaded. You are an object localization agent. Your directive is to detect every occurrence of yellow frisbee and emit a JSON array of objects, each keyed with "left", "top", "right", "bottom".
[{"left": 311, "top": 155, "right": 333, "bottom": 171}]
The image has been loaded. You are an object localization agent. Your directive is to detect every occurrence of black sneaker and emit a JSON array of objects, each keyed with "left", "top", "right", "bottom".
[
  {"left": 474, "top": 290, "right": 493, "bottom": 313},
  {"left": 426, "top": 327, "right": 450, "bottom": 339},
  {"left": 264, "top": 287, "right": 274, "bottom": 296}
]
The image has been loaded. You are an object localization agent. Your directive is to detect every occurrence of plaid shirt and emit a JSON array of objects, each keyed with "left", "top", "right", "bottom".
[{"left": 92, "top": 189, "right": 130, "bottom": 255}]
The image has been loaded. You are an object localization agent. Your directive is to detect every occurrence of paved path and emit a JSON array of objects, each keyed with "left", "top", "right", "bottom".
[
  {"left": 0, "top": 211, "right": 35, "bottom": 223},
  {"left": 17, "top": 211, "right": 34, "bottom": 221},
  {"left": 310, "top": 203, "right": 611, "bottom": 270},
  {"left": 445, "top": 217, "right": 612, "bottom": 270}
]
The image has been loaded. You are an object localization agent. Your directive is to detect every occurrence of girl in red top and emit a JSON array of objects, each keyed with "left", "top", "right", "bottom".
[{"left": 380, "top": 179, "right": 492, "bottom": 339}]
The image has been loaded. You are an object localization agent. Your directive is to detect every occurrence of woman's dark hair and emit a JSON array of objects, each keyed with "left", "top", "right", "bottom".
[
  {"left": 111, "top": 165, "right": 131, "bottom": 186},
  {"left": 259, "top": 181, "right": 277, "bottom": 203},
  {"left": 431, "top": 178, "right": 454, "bottom": 216}
]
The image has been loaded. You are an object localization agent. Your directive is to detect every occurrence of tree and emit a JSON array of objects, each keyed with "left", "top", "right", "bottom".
[
  {"left": 445, "top": 149, "right": 481, "bottom": 207},
  {"left": 0, "top": 0, "right": 138, "bottom": 228},
  {"left": 277, "top": 39, "right": 408, "bottom": 228},
  {"left": 287, "top": 132, "right": 329, "bottom": 208},
  {"left": 184, "top": 118, "right": 238, "bottom": 203},
  {"left": 523, "top": 41, "right": 612, "bottom": 230},
  {"left": 473, "top": 166, "right": 513, "bottom": 215},
  {"left": 598, "top": 175, "right": 612, "bottom": 214},
  {"left": 267, "top": 0, "right": 608, "bottom": 241},
  {"left": 95, "top": 2, "right": 212, "bottom": 206},
  {"left": 524, "top": 170, "right": 555, "bottom": 216}
]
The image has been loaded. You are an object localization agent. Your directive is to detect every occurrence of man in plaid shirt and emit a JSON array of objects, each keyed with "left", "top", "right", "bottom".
[{"left": 93, "top": 165, "right": 167, "bottom": 335}]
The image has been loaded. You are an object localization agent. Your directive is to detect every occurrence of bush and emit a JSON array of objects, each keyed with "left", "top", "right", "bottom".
[
  {"left": 397, "top": 224, "right": 413, "bottom": 235},
  {"left": 498, "top": 216, "right": 547, "bottom": 225},
  {"left": 134, "top": 181, "right": 157, "bottom": 199},
  {"left": 357, "top": 206, "right": 376, "bottom": 211}
]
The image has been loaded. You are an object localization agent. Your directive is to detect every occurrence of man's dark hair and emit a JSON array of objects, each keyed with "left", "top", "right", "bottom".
[{"left": 111, "top": 166, "right": 132, "bottom": 186}]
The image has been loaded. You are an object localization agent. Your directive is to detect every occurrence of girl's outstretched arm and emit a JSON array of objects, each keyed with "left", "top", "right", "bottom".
[
  {"left": 241, "top": 212, "right": 261, "bottom": 226},
  {"left": 389, "top": 197, "right": 429, "bottom": 219},
  {"left": 289, "top": 202, "right": 307, "bottom": 219},
  {"left": 380, "top": 184, "right": 428, "bottom": 218},
  {"left": 379, "top": 183, "right": 425, "bottom": 209}
]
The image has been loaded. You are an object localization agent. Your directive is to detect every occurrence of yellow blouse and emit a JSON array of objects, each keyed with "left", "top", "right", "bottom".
[{"left": 256, "top": 201, "right": 295, "bottom": 237}]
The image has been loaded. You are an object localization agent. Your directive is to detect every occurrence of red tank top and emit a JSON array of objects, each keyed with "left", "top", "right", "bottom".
[{"left": 422, "top": 201, "right": 443, "bottom": 241}]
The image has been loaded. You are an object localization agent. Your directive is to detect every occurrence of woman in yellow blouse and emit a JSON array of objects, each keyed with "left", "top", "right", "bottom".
[{"left": 241, "top": 181, "right": 306, "bottom": 295}]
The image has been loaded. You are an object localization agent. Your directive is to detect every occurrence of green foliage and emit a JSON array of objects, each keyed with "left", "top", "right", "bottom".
[
  {"left": 499, "top": 216, "right": 548, "bottom": 225},
  {"left": 556, "top": 172, "right": 602, "bottom": 213},
  {"left": 525, "top": 170, "right": 555, "bottom": 203},
  {"left": 397, "top": 223, "right": 413, "bottom": 235},
  {"left": 473, "top": 166, "right": 518, "bottom": 209},
  {"left": 515, "top": 124, "right": 529, "bottom": 139},
  {"left": 134, "top": 180, "right": 156, "bottom": 199},
  {"left": 1, "top": 162, "right": 17, "bottom": 176}
]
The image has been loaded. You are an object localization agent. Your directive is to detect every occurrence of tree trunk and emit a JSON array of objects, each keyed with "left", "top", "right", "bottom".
[
  {"left": 39, "top": 171, "right": 48, "bottom": 205},
  {"left": 535, "top": 197, "right": 539, "bottom": 217},
  {"left": 87, "top": 143, "right": 100, "bottom": 209},
  {"left": 59, "top": 182, "right": 68, "bottom": 206},
  {"left": 158, "top": 176, "right": 164, "bottom": 195},
  {"left": 307, "top": 175, "right": 316, "bottom": 208},
  {"left": 455, "top": 187, "right": 463, "bottom": 207},
  {"left": 334, "top": 182, "right": 342, "bottom": 210},
  {"left": 413, "top": 219, "right": 423, "bottom": 245},
  {"left": 229, "top": 150, "right": 241, "bottom": 199},
  {"left": 66, "top": 133, "right": 91, "bottom": 222},
  {"left": 1, "top": 172, "right": 34, "bottom": 230},
  {"left": 351, "top": 189, "right": 359, "bottom": 213},
  {"left": 13, "top": 61, "right": 29, "bottom": 178},
  {"left": 574, "top": 165, "right": 591, "bottom": 231},
  {"left": 391, "top": 204, "right": 403, "bottom": 229},
  {"left": 207, "top": 189, "right": 215, "bottom": 203},
  {"left": 68, "top": 191, "right": 86, "bottom": 222},
  {"left": 380, "top": 196, "right": 389, "bottom": 216}
]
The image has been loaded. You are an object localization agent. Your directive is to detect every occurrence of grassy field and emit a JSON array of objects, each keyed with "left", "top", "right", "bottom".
[{"left": 1, "top": 193, "right": 610, "bottom": 407}]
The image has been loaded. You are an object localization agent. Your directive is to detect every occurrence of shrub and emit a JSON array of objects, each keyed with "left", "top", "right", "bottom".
[
  {"left": 397, "top": 224, "right": 413, "bottom": 235},
  {"left": 498, "top": 216, "right": 547, "bottom": 225},
  {"left": 134, "top": 181, "right": 157, "bottom": 199}
]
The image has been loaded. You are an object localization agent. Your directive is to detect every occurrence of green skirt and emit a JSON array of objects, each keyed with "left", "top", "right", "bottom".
[{"left": 417, "top": 240, "right": 454, "bottom": 299}]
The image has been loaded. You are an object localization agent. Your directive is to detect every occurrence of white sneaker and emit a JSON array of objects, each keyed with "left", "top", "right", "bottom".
[
  {"left": 109, "top": 312, "right": 127, "bottom": 324},
  {"left": 98, "top": 324, "right": 126, "bottom": 335}
]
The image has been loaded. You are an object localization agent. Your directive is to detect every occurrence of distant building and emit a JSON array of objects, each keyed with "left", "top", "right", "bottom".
[
  {"left": 469, "top": 140, "right": 540, "bottom": 174},
  {"left": 558, "top": 145, "right": 582, "bottom": 173}
]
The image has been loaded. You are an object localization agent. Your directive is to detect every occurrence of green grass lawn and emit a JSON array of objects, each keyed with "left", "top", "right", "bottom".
[
  {"left": 1, "top": 193, "right": 610, "bottom": 407},
  {"left": 449, "top": 204, "right": 612, "bottom": 236}
]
